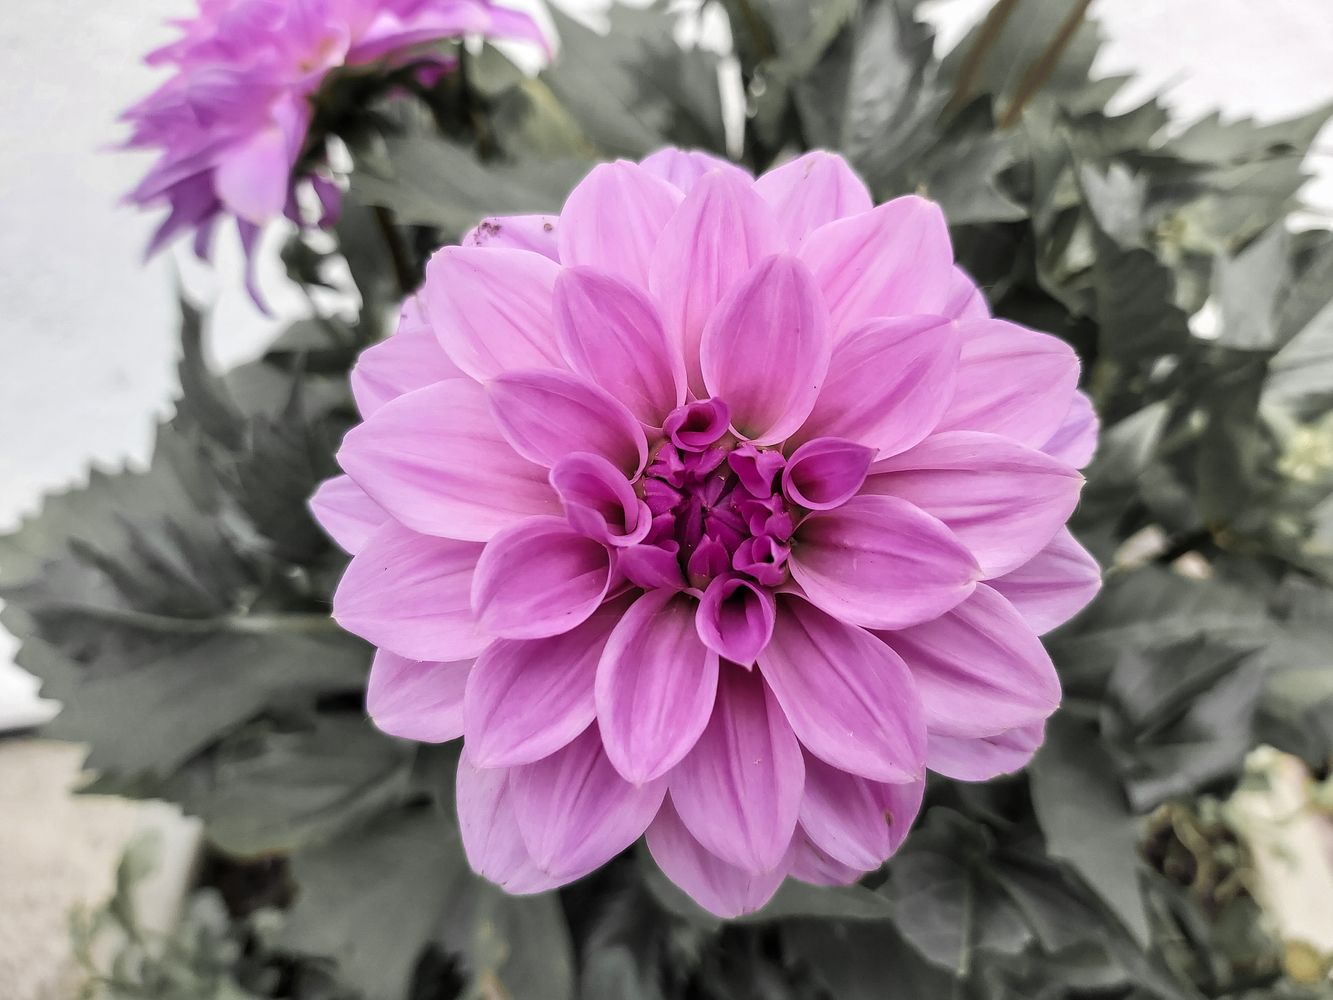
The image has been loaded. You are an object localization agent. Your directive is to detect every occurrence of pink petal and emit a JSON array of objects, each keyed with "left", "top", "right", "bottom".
[
  {"left": 557, "top": 160, "right": 682, "bottom": 285},
  {"left": 927, "top": 722, "right": 1045, "bottom": 781},
  {"left": 759, "top": 597, "right": 926, "bottom": 783},
  {"left": 792, "top": 315, "right": 960, "bottom": 457},
  {"left": 696, "top": 574, "right": 776, "bottom": 666},
  {"left": 465, "top": 597, "right": 630, "bottom": 768},
  {"left": 213, "top": 120, "right": 295, "bottom": 224},
  {"left": 554, "top": 267, "right": 684, "bottom": 426},
  {"left": 864, "top": 431, "right": 1084, "bottom": 578},
  {"left": 944, "top": 267, "right": 989, "bottom": 320},
  {"left": 649, "top": 170, "right": 782, "bottom": 395},
  {"left": 646, "top": 797, "right": 788, "bottom": 918},
  {"left": 550, "top": 453, "right": 652, "bottom": 547},
  {"left": 471, "top": 516, "right": 613, "bottom": 639},
  {"left": 338, "top": 380, "right": 558, "bottom": 541},
  {"left": 670, "top": 666, "right": 804, "bottom": 875},
  {"left": 798, "top": 753, "right": 922, "bottom": 870},
  {"left": 640, "top": 148, "right": 753, "bottom": 194},
  {"left": 781, "top": 437, "right": 873, "bottom": 510},
  {"left": 989, "top": 527, "right": 1101, "bottom": 634},
  {"left": 423, "top": 246, "right": 563, "bottom": 382},
  {"left": 596, "top": 590, "right": 720, "bottom": 784},
  {"left": 754, "top": 151, "right": 873, "bottom": 248},
  {"left": 350, "top": 298, "right": 469, "bottom": 417},
  {"left": 789, "top": 494, "right": 979, "bottom": 630},
  {"left": 366, "top": 649, "right": 470, "bottom": 743},
  {"left": 700, "top": 254, "right": 832, "bottom": 445},
  {"left": 1042, "top": 390, "right": 1099, "bottom": 468},
  {"left": 462, "top": 214, "right": 559, "bottom": 258},
  {"left": 309, "top": 474, "right": 387, "bottom": 554},
  {"left": 936, "top": 319, "right": 1081, "bottom": 447},
  {"left": 799, "top": 195, "right": 954, "bottom": 339},
  {"left": 789, "top": 834, "right": 868, "bottom": 886},
  {"left": 333, "top": 521, "right": 487, "bottom": 661},
  {"left": 880, "top": 584, "right": 1061, "bottom": 739},
  {"left": 488, "top": 369, "right": 648, "bottom": 477},
  {"left": 456, "top": 755, "right": 567, "bottom": 894},
  {"left": 509, "top": 726, "right": 667, "bottom": 880}
]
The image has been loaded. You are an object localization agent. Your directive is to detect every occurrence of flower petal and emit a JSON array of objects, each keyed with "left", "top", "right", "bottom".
[
  {"left": 649, "top": 170, "right": 782, "bottom": 395},
  {"left": 472, "top": 517, "right": 613, "bottom": 639},
  {"left": 488, "top": 369, "right": 648, "bottom": 477},
  {"left": 880, "top": 584, "right": 1061, "bottom": 739},
  {"left": 789, "top": 834, "right": 868, "bottom": 886},
  {"left": 792, "top": 315, "right": 960, "bottom": 457},
  {"left": 700, "top": 255, "right": 832, "bottom": 445},
  {"left": 309, "top": 474, "right": 387, "bottom": 554},
  {"left": 456, "top": 754, "right": 567, "bottom": 894},
  {"left": 338, "top": 380, "right": 558, "bottom": 541},
  {"left": 462, "top": 214, "right": 559, "bottom": 258},
  {"left": 799, "top": 195, "right": 953, "bottom": 338},
  {"left": 423, "top": 246, "right": 563, "bottom": 382},
  {"left": 509, "top": 726, "right": 667, "bottom": 880},
  {"left": 333, "top": 521, "right": 487, "bottom": 661},
  {"left": 214, "top": 119, "right": 296, "bottom": 224},
  {"left": 646, "top": 797, "right": 788, "bottom": 918},
  {"left": 936, "top": 319, "right": 1081, "bottom": 447},
  {"left": 670, "top": 666, "right": 804, "bottom": 874},
  {"left": 754, "top": 151, "right": 873, "bottom": 248},
  {"left": 798, "top": 753, "right": 922, "bottom": 870},
  {"left": 640, "top": 148, "right": 753, "bottom": 194},
  {"left": 989, "top": 527, "right": 1101, "bottom": 634},
  {"left": 781, "top": 438, "right": 874, "bottom": 510},
  {"left": 944, "top": 267, "right": 989, "bottom": 321},
  {"left": 790, "top": 494, "right": 979, "bottom": 630},
  {"left": 1041, "top": 390, "right": 1099, "bottom": 468},
  {"left": 696, "top": 574, "right": 776, "bottom": 666},
  {"left": 596, "top": 590, "right": 720, "bottom": 785},
  {"left": 554, "top": 267, "right": 684, "bottom": 426},
  {"left": 558, "top": 160, "right": 682, "bottom": 285},
  {"left": 550, "top": 453, "right": 652, "bottom": 547},
  {"left": 350, "top": 298, "right": 468, "bottom": 416},
  {"left": 759, "top": 597, "right": 926, "bottom": 783},
  {"left": 927, "top": 722, "right": 1045, "bottom": 781},
  {"left": 367, "top": 650, "right": 470, "bottom": 743},
  {"left": 465, "top": 597, "right": 629, "bottom": 768},
  {"left": 864, "top": 431, "right": 1084, "bottom": 578}
]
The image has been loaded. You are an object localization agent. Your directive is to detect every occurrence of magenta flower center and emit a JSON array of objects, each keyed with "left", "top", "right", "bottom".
[{"left": 639, "top": 399, "right": 794, "bottom": 590}]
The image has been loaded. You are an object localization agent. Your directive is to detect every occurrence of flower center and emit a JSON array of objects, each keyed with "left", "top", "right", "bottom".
[{"left": 636, "top": 399, "right": 793, "bottom": 590}]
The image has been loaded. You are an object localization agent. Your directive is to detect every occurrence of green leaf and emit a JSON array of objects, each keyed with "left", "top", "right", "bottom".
[
  {"left": 781, "top": 919, "right": 954, "bottom": 999},
  {"left": 1211, "top": 224, "right": 1288, "bottom": 350}
]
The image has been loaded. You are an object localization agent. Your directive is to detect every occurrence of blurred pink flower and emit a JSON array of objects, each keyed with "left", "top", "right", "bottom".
[
  {"left": 311, "top": 148, "right": 1102, "bottom": 918},
  {"left": 122, "top": 0, "right": 546, "bottom": 279}
]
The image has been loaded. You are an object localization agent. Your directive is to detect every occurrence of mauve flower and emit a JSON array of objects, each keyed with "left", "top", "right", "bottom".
[
  {"left": 310, "top": 148, "right": 1102, "bottom": 917},
  {"left": 122, "top": 0, "right": 545, "bottom": 281}
]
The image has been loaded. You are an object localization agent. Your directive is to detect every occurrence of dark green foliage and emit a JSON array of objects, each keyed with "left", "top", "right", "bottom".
[{"left": 6, "top": 1, "right": 1333, "bottom": 997}]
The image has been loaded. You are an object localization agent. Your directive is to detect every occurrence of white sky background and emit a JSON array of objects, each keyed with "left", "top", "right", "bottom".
[{"left": 0, "top": 0, "right": 1331, "bottom": 726}]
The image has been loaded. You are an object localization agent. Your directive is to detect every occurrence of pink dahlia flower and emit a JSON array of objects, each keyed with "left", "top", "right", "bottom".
[
  {"left": 122, "top": 0, "right": 545, "bottom": 262},
  {"left": 311, "top": 148, "right": 1102, "bottom": 918}
]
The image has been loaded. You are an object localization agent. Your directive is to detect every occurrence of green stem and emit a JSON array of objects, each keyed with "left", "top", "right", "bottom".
[
  {"left": 945, "top": 0, "right": 1022, "bottom": 117},
  {"left": 999, "top": 0, "right": 1095, "bottom": 128},
  {"left": 372, "top": 204, "right": 416, "bottom": 296}
]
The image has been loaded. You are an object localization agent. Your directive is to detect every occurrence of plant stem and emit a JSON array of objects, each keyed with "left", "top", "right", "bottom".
[
  {"left": 373, "top": 204, "right": 416, "bottom": 296},
  {"left": 999, "top": 0, "right": 1095, "bottom": 128},
  {"left": 944, "top": 0, "right": 1022, "bottom": 117}
]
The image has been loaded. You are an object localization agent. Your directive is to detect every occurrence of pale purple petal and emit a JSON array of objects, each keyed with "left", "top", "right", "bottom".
[
  {"left": 754, "top": 151, "right": 873, "bottom": 248},
  {"left": 670, "top": 666, "right": 804, "bottom": 874},
  {"left": 792, "top": 315, "right": 960, "bottom": 456},
  {"left": 488, "top": 369, "right": 648, "bottom": 477},
  {"left": 554, "top": 267, "right": 684, "bottom": 426},
  {"left": 1041, "top": 390, "right": 1099, "bottom": 468},
  {"left": 759, "top": 597, "right": 926, "bottom": 783},
  {"left": 989, "top": 527, "right": 1101, "bottom": 634},
  {"left": 700, "top": 255, "right": 832, "bottom": 445},
  {"left": 696, "top": 574, "right": 776, "bottom": 666},
  {"left": 798, "top": 753, "right": 922, "bottom": 871},
  {"left": 781, "top": 438, "right": 873, "bottom": 510},
  {"left": 309, "top": 474, "right": 387, "bottom": 554},
  {"left": 423, "top": 246, "right": 563, "bottom": 382},
  {"left": 596, "top": 590, "right": 720, "bottom": 784},
  {"left": 558, "top": 160, "right": 682, "bottom": 285},
  {"left": 640, "top": 149, "right": 753, "bottom": 194},
  {"left": 550, "top": 453, "right": 652, "bottom": 547},
  {"left": 789, "top": 834, "right": 868, "bottom": 886},
  {"left": 509, "top": 726, "right": 667, "bottom": 880},
  {"left": 799, "top": 195, "right": 954, "bottom": 339},
  {"left": 367, "top": 649, "right": 470, "bottom": 743},
  {"left": 456, "top": 755, "right": 568, "bottom": 895},
  {"left": 649, "top": 171, "right": 782, "bottom": 395},
  {"left": 937, "top": 319, "right": 1081, "bottom": 447},
  {"left": 465, "top": 596, "right": 628, "bottom": 768},
  {"left": 790, "top": 495, "right": 979, "bottom": 630},
  {"left": 646, "top": 798, "right": 788, "bottom": 918},
  {"left": 864, "top": 431, "right": 1084, "bottom": 578},
  {"left": 333, "top": 521, "right": 487, "bottom": 661},
  {"left": 944, "top": 266, "right": 989, "bottom": 321},
  {"left": 463, "top": 214, "right": 559, "bottom": 258},
  {"left": 927, "top": 722, "right": 1045, "bottom": 781},
  {"left": 213, "top": 122, "right": 294, "bottom": 224},
  {"left": 472, "top": 517, "right": 613, "bottom": 640},
  {"left": 880, "top": 584, "right": 1061, "bottom": 739},
  {"left": 338, "top": 380, "right": 558, "bottom": 541},
  {"left": 350, "top": 297, "right": 468, "bottom": 417}
]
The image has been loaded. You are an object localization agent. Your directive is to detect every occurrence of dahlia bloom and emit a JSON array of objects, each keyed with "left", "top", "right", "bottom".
[
  {"left": 311, "top": 148, "right": 1102, "bottom": 917},
  {"left": 122, "top": 0, "right": 545, "bottom": 262}
]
